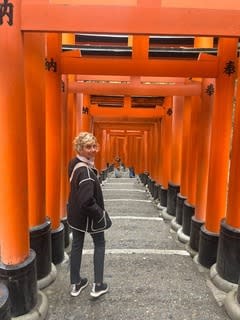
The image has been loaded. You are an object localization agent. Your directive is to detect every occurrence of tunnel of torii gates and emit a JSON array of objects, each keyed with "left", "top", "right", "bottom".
[{"left": 2, "top": 0, "right": 240, "bottom": 318}]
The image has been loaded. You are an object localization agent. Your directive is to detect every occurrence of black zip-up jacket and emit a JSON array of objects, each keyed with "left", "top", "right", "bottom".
[{"left": 67, "top": 157, "right": 107, "bottom": 233}]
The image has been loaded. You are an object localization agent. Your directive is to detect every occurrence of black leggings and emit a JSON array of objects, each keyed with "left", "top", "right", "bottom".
[{"left": 70, "top": 229, "right": 105, "bottom": 285}]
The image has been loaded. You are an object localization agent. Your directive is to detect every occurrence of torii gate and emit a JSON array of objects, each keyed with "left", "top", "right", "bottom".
[{"left": 1, "top": 1, "right": 240, "bottom": 319}]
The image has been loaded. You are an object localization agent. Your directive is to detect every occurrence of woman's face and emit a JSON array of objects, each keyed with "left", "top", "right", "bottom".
[{"left": 79, "top": 142, "right": 98, "bottom": 160}]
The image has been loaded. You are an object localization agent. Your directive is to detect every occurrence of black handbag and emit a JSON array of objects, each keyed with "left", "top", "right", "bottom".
[
  {"left": 91, "top": 210, "right": 112, "bottom": 232},
  {"left": 104, "top": 210, "right": 112, "bottom": 229}
]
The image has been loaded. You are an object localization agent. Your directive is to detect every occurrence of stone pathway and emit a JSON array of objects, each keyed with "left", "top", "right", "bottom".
[{"left": 43, "top": 172, "right": 230, "bottom": 320}]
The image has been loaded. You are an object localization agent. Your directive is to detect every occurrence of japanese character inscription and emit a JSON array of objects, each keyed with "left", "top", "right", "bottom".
[{"left": 0, "top": 0, "right": 13, "bottom": 26}]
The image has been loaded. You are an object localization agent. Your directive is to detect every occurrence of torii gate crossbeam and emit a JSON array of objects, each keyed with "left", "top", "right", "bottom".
[{"left": 21, "top": 0, "right": 240, "bottom": 37}]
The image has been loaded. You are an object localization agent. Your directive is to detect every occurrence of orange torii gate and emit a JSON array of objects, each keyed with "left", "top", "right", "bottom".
[{"left": 2, "top": 1, "right": 240, "bottom": 319}]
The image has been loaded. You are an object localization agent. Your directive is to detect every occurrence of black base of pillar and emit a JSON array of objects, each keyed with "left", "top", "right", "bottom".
[
  {"left": 157, "top": 184, "right": 162, "bottom": 202},
  {"left": 166, "top": 182, "right": 180, "bottom": 217},
  {"left": 61, "top": 216, "right": 70, "bottom": 248},
  {"left": 51, "top": 223, "right": 65, "bottom": 265},
  {"left": 216, "top": 219, "right": 240, "bottom": 284},
  {"left": 238, "top": 277, "right": 240, "bottom": 303},
  {"left": 0, "top": 283, "right": 11, "bottom": 320},
  {"left": 198, "top": 225, "right": 219, "bottom": 268},
  {"left": 182, "top": 201, "right": 195, "bottom": 236},
  {"left": 160, "top": 186, "right": 168, "bottom": 207},
  {"left": 153, "top": 183, "right": 160, "bottom": 200},
  {"left": 176, "top": 193, "right": 187, "bottom": 225},
  {"left": 149, "top": 179, "right": 156, "bottom": 197},
  {"left": 0, "top": 250, "right": 37, "bottom": 317},
  {"left": 189, "top": 216, "right": 204, "bottom": 252},
  {"left": 30, "top": 219, "right": 52, "bottom": 280}
]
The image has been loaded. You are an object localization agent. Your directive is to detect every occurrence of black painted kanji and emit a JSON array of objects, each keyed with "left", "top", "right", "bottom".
[
  {"left": 205, "top": 83, "right": 214, "bottom": 96},
  {"left": 61, "top": 80, "right": 65, "bottom": 92},
  {"left": 224, "top": 60, "right": 236, "bottom": 76},
  {"left": 0, "top": 0, "right": 13, "bottom": 26},
  {"left": 45, "top": 58, "right": 57, "bottom": 72},
  {"left": 82, "top": 106, "right": 89, "bottom": 114},
  {"left": 166, "top": 108, "right": 172, "bottom": 116}
]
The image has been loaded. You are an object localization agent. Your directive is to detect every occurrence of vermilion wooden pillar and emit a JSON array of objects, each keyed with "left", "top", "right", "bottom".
[
  {"left": 61, "top": 34, "right": 75, "bottom": 246},
  {"left": 212, "top": 57, "right": 240, "bottom": 289},
  {"left": 76, "top": 93, "right": 83, "bottom": 133},
  {"left": 178, "top": 38, "right": 213, "bottom": 243},
  {"left": 166, "top": 96, "right": 183, "bottom": 220},
  {"left": 143, "top": 130, "right": 149, "bottom": 171},
  {"left": 60, "top": 74, "right": 70, "bottom": 249},
  {"left": 185, "top": 37, "right": 214, "bottom": 249},
  {"left": 159, "top": 102, "right": 172, "bottom": 212},
  {"left": 147, "top": 124, "right": 158, "bottom": 199},
  {"left": 137, "top": 134, "right": 144, "bottom": 174},
  {"left": 153, "top": 121, "right": 159, "bottom": 180},
  {"left": 0, "top": 1, "right": 38, "bottom": 317},
  {"left": 46, "top": 33, "right": 65, "bottom": 265},
  {"left": 155, "top": 119, "right": 161, "bottom": 201},
  {"left": 67, "top": 75, "right": 77, "bottom": 161},
  {"left": 178, "top": 95, "right": 201, "bottom": 242},
  {"left": 24, "top": 32, "right": 54, "bottom": 286},
  {"left": 100, "top": 129, "right": 107, "bottom": 170},
  {"left": 189, "top": 78, "right": 214, "bottom": 253},
  {"left": 198, "top": 37, "right": 238, "bottom": 268},
  {"left": 154, "top": 119, "right": 162, "bottom": 183},
  {"left": 173, "top": 96, "right": 191, "bottom": 230},
  {"left": 224, "top": 60, "right": 240, "bottom": 319},
  {"left": 81, "top": 94, "right": 92, "bottom": 132}
]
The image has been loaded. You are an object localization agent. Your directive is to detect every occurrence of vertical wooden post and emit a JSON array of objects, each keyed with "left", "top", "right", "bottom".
[
  {"left": 143, "top": 130, "right": 149, "bottom": 171},
  {"left": 178, "top": 95, "right": 201, "bottom": 240},
  {"left": 45, "top": 33, "right": 65, "bottom": 265},
  {"left": 60, "top": 74, "right": 70, "bottom": 248},
  {"left": 170, "top": 96, "right": 184, "bottom": 186},
  {"left": 100, "top": 129, "right": 107, "bottom": 170},
  {"left": 61, "top": 34, "right": 76, "bottom": 248},
  {"left": 0, "top": 1, "right": 39, "bottom": 317},
  {"left": 189, "top": 78, "right": 214, "bottom": 252},
  {"left": 174, "top": 96, "right": 191, "bottom": 229},
  {"left": 24, "top": 32, "right": 53, "bottom": 285},
  {"left": 82, "top": 94, "right": 92, "bottom": 132},
  {"left": 167, "top": 96, "right": 183, "bottom": 220},
  {"left": 76, "top": 93, "right": 83, "bottom": 133},
  {"left": 213, "top": 58, "right": 240, "bottom": 286},
  {"left": 187, "top": 37, "right": 215, "bottom": 252},
  {"left": 160, "top": 101, "right": 172, "bottom": 212},
  {"left": 198, "top": 37, "right": 238, "bottom": 268},
  {"left": 132, "top": 35, "right": 149, "bottom": 60}
]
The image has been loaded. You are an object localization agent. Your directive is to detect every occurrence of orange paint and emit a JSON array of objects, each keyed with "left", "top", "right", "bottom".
[
  {"left": 68, "top": 80, "right": 201, "bottom": 96},
  {"left": 205, "top": 38, "right": 238, "bottom": 233},
  {"left": 90, "top": 105, "right": 163, "bottom": 120},
  {"left": 132, "top": 35, "right": 149, "bottom": 60},
  {"left": 225, "top": 58, "right": 240, "bottom": 228},
  {"left": 45, "top": 33, "right": 62, "bottom": 230},
  {"left": 60, "top": 75, "right": 69, "bottom": 219},
  {"left": 170, "top": 96, "right": 184, "bottom": 185},
  {"left": 180, "top": 96, "right": 191, "bottom": 197},
  {"left": 61, "top": 56, "right": 218, "bottom": 78},
  {"left": 21, "top": 2, "right": 240, "bottom": 36},
  {"left": 24, "top": 32, "right": 46, "bottom": 227},
  {"left": 160, "top": 104, "right": 172, "bottom": 189},
  {"left": 194, "top": 78, "right": 214, "bottom": 222},
  {"left": 82, "top": 94, "right": 92, "bottom": 132},
  {"left": 66, "top": 77, "right": 76, "bottom": 160},
  {"left": 0, "top": 0, "right": 29, "bottom": 264},
  {"left": 187, "top": 96, "right": 201, "bottom": 206}
]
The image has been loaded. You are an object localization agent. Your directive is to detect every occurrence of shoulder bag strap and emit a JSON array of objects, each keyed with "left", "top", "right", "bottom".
[{"left": 69, "top": 162, "right": 88, "bottom": 182}]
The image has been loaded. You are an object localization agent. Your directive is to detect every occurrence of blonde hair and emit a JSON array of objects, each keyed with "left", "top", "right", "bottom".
[{"left": 73, "top": 132, "right": 97, "bottom": 154}]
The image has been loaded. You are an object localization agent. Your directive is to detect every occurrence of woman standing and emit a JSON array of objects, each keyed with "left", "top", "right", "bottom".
[{"left": 67, "top": 132, "right": 111, "bottom": 298}]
